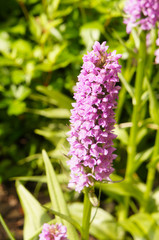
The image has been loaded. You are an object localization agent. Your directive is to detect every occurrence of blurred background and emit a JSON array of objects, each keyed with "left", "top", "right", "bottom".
[{"left": 0, "top": 0, "right": 126, "bottom": 182}]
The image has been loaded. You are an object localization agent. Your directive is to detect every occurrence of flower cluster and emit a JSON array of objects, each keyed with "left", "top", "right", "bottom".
[
  {"left": 124, "top": 0, "right": 159, "bottom": 64},
  {"left": 124, "top": 0, "right": 159, "bottom": 33},
  {"left": 67, "top": 41, "right": 122, "bottom": 193},
  {"left": 39, "top": 223, "right": 68, "bottom": 240}
]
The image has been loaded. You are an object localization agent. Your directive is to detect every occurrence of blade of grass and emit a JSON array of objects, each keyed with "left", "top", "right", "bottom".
[
  {"left": 42, "top": 149, "right": 79, "bottom": 240},
  {"left": 0, "top": 213, "right": 15, "bottom": 240},
  {"left": 43, "top": 206, "right": 82, "bottom": 233}
]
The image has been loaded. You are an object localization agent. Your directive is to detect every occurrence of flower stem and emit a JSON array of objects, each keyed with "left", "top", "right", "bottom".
[
  {"left": 17, "top": 0, "right": 29, "bottom": 20},
  {"left": 142, "top": 129, "right": 159, "bottom": 211},
  {"left": 82, "top": 188, "right": 92, "bottom": 240},
  {"left": 126, "top": 31, "right": 146, "bottom": 180},
  {"left": 124, "top": 31, "right": 146, "bottom": 220},
  {"left": 141, "top": 29, "right": 159, "bottom": 212}
]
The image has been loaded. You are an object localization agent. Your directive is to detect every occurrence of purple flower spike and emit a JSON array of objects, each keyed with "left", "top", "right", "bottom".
[
  {"left": 39, "top": 223, "right": 68, "bottom": 240},
  {"left": 124, "top": 0, "right": 159, "bottom": 33},
  {"left": 67, "top": 41, "right": 122, "bottom": 193}
]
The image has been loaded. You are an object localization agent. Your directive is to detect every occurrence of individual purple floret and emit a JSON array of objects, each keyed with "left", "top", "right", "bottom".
[
  {"left": 67, "top": 41, "right": 122, "bottom": 193},
  {"left": 39, "top": 223, "right": 68, "bottom": 240},
  {"left": 124, "top": 0, "right": 159, "bottom": 33}
]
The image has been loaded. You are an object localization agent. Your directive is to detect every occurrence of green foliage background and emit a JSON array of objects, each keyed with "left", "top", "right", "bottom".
[{"left": 0, "top": 0, "right": 125, "bottom": 181}]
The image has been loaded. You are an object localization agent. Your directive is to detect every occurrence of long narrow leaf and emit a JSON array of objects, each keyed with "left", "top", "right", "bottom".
[
  {"left": 43, "top": 206, "right": 82, "bottom": 233},
  {"left": 118, "top": 73, "right": 134, "bottom": 99},
  {"left": 27, "top": 108, "right": 70, "bottom": 119},
  {"left": 146, "top": 77, "right": 159, "bottom": 125},
  {"left": 0, "top": 213, "right": 15, "bottom": 240},
  {"left": 16, "top": 181, "right": 51, "bottom": 240},
  {"left": 42, "top": 149, "right": 79, "bottom": 240},
  {"left": 36, "top": 86, "right": 72, "bottom": 109},
  {"left": 11, "top": 174, "right": 68, "bottom": 184}
]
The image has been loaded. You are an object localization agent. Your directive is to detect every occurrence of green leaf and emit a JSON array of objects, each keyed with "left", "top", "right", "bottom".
[
  {"left": 11, "top": 85, "right": 31, "bottom": 101},
  {"left": 146, "top": 77, "right": 159, "bottom": 125},
  {"left": 43, "top": 206, "right": 82, "bottom": 233},
  {"left": 96, "top": 181, "right": 144, "bottom": 204},
  {"left": 152, "top": 188, "right": 159, "bottom": 211},
  {"left": 114, "top": 125, "right": 129, "bottom": 145},
  {"left": 131, "top": 28, "right": 140, "bottom": 49},
  {"left": 118, "top": 73, "right": 134, "bottom": 98},
  {"left": 47, "top": 44, "right": 67, "bottom": 64},
  {"left": 121, "top": 213, "right": 159, "bottom": 240},
  {"left": 35, "top": 129, "right": 66, "bottom": 145},
  {"left": 12, "top": 176, "right": 47, "bottom": 183},
  {"left": 53, "top": 6, "right": 72, "bottom": 18},
  {"left": 80, "top": 22, "right": 103, "bottom": 50},
  {"left": 29, "top": 93, "right": 57, "bottom": 105},
  {"left": 0, "top": 32, "right": 10, "bottom": 53},
  {"left": 10, "top": 23, "right": 26, "bottom": 35},
  {"left": 27, "top": 108, "right": 70, "bottom": 118},
  {"left": 7, "top": 100, "right": 26, "bottom": 115},
  {"left": 134, "top": 147, "right": 153, "bottom": 173},
  {"left": 12, "top": 39, "right": 32, "bottom": 57},
  {"left": 0, "top": 214, "right": 15, "bottom": 240},
  {"left": 0, "top": 57, "right": 17, "bottom": 67},
  {"left": 29, "top": 16, "right": 42, "bottom": 41},
  {"left": 11, "top": 174, "right": 68, "bottom": 184},
  {"left": 114, "top": 31, "right": 136, "bottom": 56},
  {"left": 16, "top": 180, "right": 51, "bottom": 240},
  {"left": 11, "top": 70, "right": 25, "bottom": 84},
  {"left": 69, "top": 203, "right": 119, "bottom": 240},
  {"left": 42, "top": 150, "right": 79, "bottom": 240},
  {"left": 36, "top": 86, "right": 72, "bottom": 109},
  {"left": 47, "top": 0, "right": 61, "bottom": 17},
  {"left": 148, "top": 155, "right": 159, "bottom": 168}
]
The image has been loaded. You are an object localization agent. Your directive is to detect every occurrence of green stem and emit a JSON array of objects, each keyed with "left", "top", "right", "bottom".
[
  {"left": 116, "top": 62, "right": 135, "bottom": 123},
  {"left": 124, "top": 31, "right": 146, "bottom": 221},
  {"left": 126, "top": 31, "right": 146, "bottom": 180},
  {"left": 81, "top": 188, "right": 92, "bottom": 240},
  {"left": 0, "top": 213, "right": 15, "bottom": 240},
  {"left": 142, "top": 129, "right": 159, "bottom": 211},
  {"left": 17, "top": 0, "right": 29, "bottom": 20}
]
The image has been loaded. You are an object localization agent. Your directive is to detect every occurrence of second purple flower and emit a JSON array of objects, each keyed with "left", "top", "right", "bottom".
[{"left": 67, "top": 41, "right": 122, "bottom": 193}]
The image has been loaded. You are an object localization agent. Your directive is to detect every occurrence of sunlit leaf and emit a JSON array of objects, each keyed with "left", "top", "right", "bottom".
[
  {"left": 118, "top": 73, "right": 134, "bottom": 98},
  {"left": 29, "top": 16, "right": 42, "bottom": 41},
  {"left": 0, "top": 214, "right": 15, "bottom": 240},
  {"left": 16, "top": 180, "right": 51, "bottom": 240},
  {"left": 28, "top": 108, "right": 70, "bottom": 118},
  {"left": 114, "top": 125, "right": 129, "bottom": 145},
  {"left": 36, "top": 85, "right": 72, "bottom": 109},
  {"left": 96, "top": 181, "right": 144, "bottom": 204},
  {"left": 80, "top": 22, "right": 103, "bottom": 50},
  {"left": 146, "top": 77, "right": 159, "bottom": 125},
  {"left": 7, "top": 100, "right": 26, "bottom": 115},
  {"left": 121, "top": 213, "right": 159, "bottom": 240},
  {"left": 42, "top": 150, "right": 79, "bottom": 240}
]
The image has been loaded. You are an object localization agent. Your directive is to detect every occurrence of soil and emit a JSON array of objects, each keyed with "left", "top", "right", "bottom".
[{"left": 0, "top": 183, "right": 23, "bottom": 240}]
